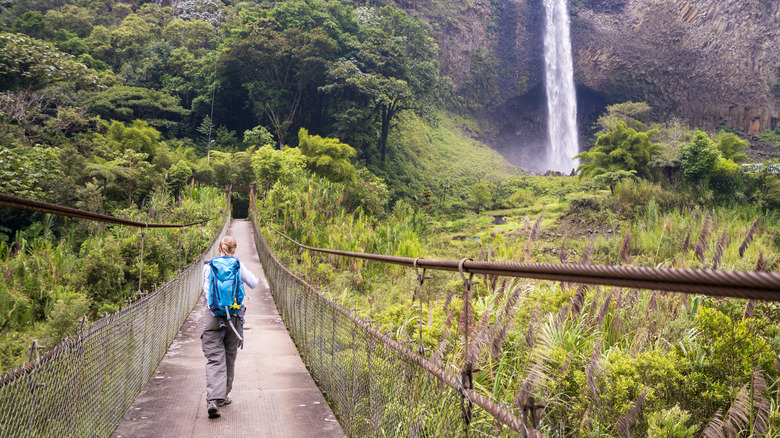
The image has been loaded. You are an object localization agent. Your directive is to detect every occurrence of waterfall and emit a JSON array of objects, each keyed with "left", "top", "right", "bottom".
[{"left": 542, "top": 0, "right": 578, "bottom": 173}]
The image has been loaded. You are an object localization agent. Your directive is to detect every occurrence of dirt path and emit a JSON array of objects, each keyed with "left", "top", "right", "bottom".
[{"left": 112, "top": 220, "right": 345, "bottom": 438}]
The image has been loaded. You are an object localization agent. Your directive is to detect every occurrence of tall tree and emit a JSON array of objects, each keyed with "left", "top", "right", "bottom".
[
  {"left": 322, "top": 60, "right": 412, "bottom": 162},
  {"left": 222, "top": 18, "right": 335, "bottom": 149},
  {"left": 321, "top": 6, "right": 441, "bottom": 162},
  {"left": 0, "top": 32, "right": 98, "bottom": 91}
]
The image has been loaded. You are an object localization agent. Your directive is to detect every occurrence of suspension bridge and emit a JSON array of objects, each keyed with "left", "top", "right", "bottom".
[{"left": 1, "top": 190, "right": 780, "bottom": 437}]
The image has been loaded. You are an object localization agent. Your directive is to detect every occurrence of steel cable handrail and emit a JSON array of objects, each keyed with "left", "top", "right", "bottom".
[
  {"left": 253, "top": 212, "right": 544, "bottom": 437},
  {"left": 0, "top": 192, "right": 219, "bottom": 228},
  {"left": 263, "top": 220, "right": 780, "bottom": 301},
  {"left": 0, "top": 208, "right": 230, "bottom": 437}
]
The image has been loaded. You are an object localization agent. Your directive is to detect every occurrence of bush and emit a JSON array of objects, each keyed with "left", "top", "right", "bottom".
[
  {"left": 647, "top": 405, "right": 697, "bottom": 438},
  {"left": 44, "top": 292, "right": 89, "bottom": 343},
  {"left": 251, "top": 145, "right": 305, "bottom": 193},
  {"left": 344, "top": 169, "right": 390, "bottom": 218},
  {"left": 758, "top": 128, "right": 780, "bottom": 147},
  {"left": 510, "top": 188, "right": 534, "bottom": 207},
  {"left": 680, "top": 131, "right": 719, "bottom": 186}
]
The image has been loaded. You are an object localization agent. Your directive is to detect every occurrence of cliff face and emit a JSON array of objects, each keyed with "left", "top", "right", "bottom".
[
  {"left": 421, "top": 0, "right": 779, "bottom": 143},
  {"left": 571, "top": 0, "right": 779, "bottom": 136}
]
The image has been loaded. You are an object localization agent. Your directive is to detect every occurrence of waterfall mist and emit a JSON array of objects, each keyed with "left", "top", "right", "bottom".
[{"left": 542, "top": 0, "right": 578, "bottom": 173}]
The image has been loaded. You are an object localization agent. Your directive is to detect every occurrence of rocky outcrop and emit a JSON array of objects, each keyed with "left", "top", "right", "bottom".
[
  {"left": 415, "top": 0, "right": 779, "bottom": 139},
  {"left": 571, "top": 0, "right": 780, "bottom": 135}
]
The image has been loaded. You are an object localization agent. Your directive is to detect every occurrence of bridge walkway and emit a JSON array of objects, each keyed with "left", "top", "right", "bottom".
[{"left": 112, "top": 220, "right": 345, "bottom": 438}]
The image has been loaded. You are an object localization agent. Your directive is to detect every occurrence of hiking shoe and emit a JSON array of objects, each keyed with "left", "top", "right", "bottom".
[
  {"left": 218, "top": 396, "right": 231, "bottom": 407},
  {"left": 207, "top": 400, "right": 220, "bottom": 418}
]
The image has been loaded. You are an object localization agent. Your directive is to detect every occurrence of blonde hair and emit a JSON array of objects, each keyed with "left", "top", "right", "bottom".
[{"left": 219, "top": 236, "right": 237, "bottom": 255}]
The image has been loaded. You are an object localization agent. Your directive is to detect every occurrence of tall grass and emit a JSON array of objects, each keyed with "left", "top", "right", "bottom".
[{"left": 261, "top": 173, "right": 780, "bottom": 436}]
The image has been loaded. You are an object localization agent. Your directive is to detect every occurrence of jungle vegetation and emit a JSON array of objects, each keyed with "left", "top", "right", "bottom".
[{"left": 1, "top": 0, "right": 780, "bottom": 435}]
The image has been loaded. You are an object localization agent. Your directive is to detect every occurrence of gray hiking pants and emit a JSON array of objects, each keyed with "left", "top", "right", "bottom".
[{"left": 201, "top": 309, "right": 242, "bottom": 401}]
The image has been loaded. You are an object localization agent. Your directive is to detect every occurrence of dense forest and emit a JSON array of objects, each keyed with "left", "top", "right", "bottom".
[{"left": 1, "top": 0, "right": 780, "bottom": 435}]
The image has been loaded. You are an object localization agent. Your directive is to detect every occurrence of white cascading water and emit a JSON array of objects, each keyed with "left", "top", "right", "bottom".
[{"left": 542, "top": 0, "right": 578, "bottom": 173}]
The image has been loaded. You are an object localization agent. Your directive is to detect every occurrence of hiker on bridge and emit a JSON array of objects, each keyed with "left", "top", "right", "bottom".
[{"left": 202, "top": 236, "right": 259, "bottom": 419}]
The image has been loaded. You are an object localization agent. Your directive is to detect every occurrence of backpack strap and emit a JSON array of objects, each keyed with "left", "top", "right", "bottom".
[
  {"left": 208, "top": 261, "right": 221, "bottom": 312},
  {"left": 224, "top": 306, "right": 244, "bottom": 347},
  {"left": 230, "top": 262, "right": 242, "bottom": 312}
]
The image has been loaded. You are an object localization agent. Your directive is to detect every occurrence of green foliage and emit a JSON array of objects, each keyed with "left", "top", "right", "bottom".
[
  {"left": 709, "top": 157, "right": 741, "bottom": 196},
  {"left": 0, "top": 145, "right": 61, "bottom": 200},
  {"left": 0, "top": 32, "right": 99, "bottom": 91},
  {"left": 297, "top": 128, "right": 356, "bottom": 183},
  {"left": 672, "top": 306, "right": 776, "bottom": 421},
  {"left": 10, "top": 11, "right": 45, "bottom": 39},
  {"left": 251, "top": 145, "right": 306, "bottom": 193},
  {"left": 595, "top": 101, "right": 652, "bottom": 132},
  {"left": 43, "top": 6, "right": 94, "bottom": 38},
  {"left": 344, "top": 168, "right": 389, "bottom": 217},
  {"left": 510, "top": 187, "right": 534, "bottom": 207},
  {"left": 758, "top": 127, "right": 780, "bottom": 147},
  {"left": 168, "top": 159, "right": 192, "bottom": 196},
  {"left": 470, "top": 181, "right": 491, "bottom": 213},
  {"left": 646, "top": 405, "right": 697, "bottom": 437},
  {"left": 243, "top": 125, "right": 275, "bottom": 149},
  {"left": 593, "top": 169, "right": 637, "bottom": 194},
  {"left": 598, "top": 348, "right": 686, "bottom": 431},
  {"left": 100, "top": 120, "right": 161, "bottom": 159},
  {"left": 208, "top": 150, "right": 255, "bottom": 186},
  {"left": 319, "top": 5, "right": 444, "bottom": 162},
  {"left": 85, "top": 86, "right": 188, "bottom": 132},
  {"left": 196, "top": 115, "right": 215, "bottom": 138},
  {"left": 679, "top": 130, "right": 720, "bottom": 185},
  {"left": 261, "top": 172, "right": 425, "bottom": 301},
  {"left": 715, "top": 132, "right": 749, "bottom": 163},
  {"left": 576, "top": 121, "right": 659, "bottom": 181},
  {"left": 222, "top": 16, "right": 336, "bottom": 148},
  {"left": 44, "top": 292, "right": 89, "bottom": 342}
]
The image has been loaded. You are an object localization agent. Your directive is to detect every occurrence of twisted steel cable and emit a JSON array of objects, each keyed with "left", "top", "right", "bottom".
[
  {"left": 254, "top": 217, "right": 542, "bottom": 436},
  {"left": 0, "top": 212, "right": 230, "bottom": 437},
  {"left": 262, "top": 220, "right": 780, "bottom": 301},
  {"left": 0, "top": 193, "right": 218, "bottom": 228}
]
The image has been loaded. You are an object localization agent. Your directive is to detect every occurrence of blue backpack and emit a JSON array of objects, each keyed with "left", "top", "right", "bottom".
[{"left": 207, "top": 255, "right": 245, "bottom": 317}]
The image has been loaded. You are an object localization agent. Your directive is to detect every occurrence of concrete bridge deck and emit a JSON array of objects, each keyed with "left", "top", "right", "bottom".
[{"left": 112, "top": 220, "right": 345, "bottom": 438}]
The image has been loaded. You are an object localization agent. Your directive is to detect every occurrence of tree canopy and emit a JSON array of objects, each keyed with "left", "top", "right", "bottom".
[{"left": 0, "top": 32, "right": 99, "bottom": 91}]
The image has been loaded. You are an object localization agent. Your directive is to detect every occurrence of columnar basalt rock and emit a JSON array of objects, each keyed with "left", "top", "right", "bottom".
[
  {"left": 571, "top": 0, "right": 779, "bottom": 135},
  {"left": 423, "top": 0, "right": 778, "bottom": 139}
]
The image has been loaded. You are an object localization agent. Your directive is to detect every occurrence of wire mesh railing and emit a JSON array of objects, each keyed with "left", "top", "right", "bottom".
[
  {"left": 0, "top": 216, "right": 229, "bottom": 438},
  {"left": 251, "top": 212, "right": 541, "bottom": 437}
]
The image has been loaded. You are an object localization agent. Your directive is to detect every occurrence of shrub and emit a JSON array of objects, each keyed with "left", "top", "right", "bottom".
[
  {"left": 680, "top": 131, "right": 720, "bottom": 186},
  {"left": 251, "top": 145, "right": 306, "bottom": 193},
  {"left": 646, "top": 405, "right": 697, "bottom": 437},
  {"left": 575, "top": 121, "right": 659, "bottom": 181},
  {"left": 510, "top": 188, "right": 534, "bottom": 207}
]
